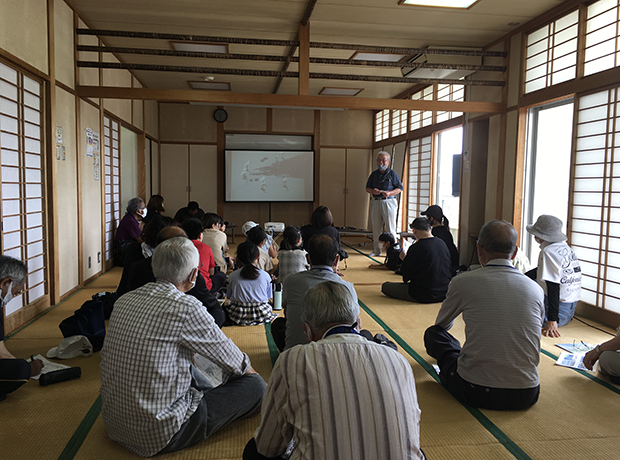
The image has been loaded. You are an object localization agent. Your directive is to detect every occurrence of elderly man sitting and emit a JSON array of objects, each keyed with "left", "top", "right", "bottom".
[
  {"left": 100, "top": 237, "right": 266, "bottom": 457},
  {"left": 424, "top": 220, "right": 544, "bottom": 410},
  {"left": 243, "top": 281, "right": 425, "bottom": 460}
]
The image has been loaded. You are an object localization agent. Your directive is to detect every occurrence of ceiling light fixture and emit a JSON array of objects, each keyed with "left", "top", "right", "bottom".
[
  {"left": 203, "top": 75, "right": 215, "bottom": 81},
  {"left": 400, "top": 0, "right": 479, "bottom": 8}
]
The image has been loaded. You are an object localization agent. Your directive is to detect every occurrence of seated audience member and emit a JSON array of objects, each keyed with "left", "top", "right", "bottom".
[
  {"left": 226, "top": 241, "right": 278, "bottom": 326},
  {"left": 116, "top": 215, "right": 175, "bottom": 297},
  {"left": 525, "top": 214, "right": 582, "bottom": 338},
  {"left": 114, "top": 197, "right": 146, "bottom": 266},
  {"left": 583, "top": 333, "right": 620, "bottom": 384},
  {"left": 242, "top": 221, "right": 277, "bottom": 258},
  {"left": 243, "top": 281, "right": 425, "bottom": 460},
  {"left": 301, "top": 205, "right": 348, "bottom": 262},
  {"left": 174, "top": 201, "right": 205, "bottom": 224},
  {"left": 424, "top": 220, "right": 544, "bottom": 410},
  {"left": 270, "top": 234, "right": 357, "bottom": 352},
  {"left": 101, "top": 237, "right": 265, "bottom": 456},
  {"left": 182, "top": 218, "right": 226, "bottom": 294},
  {"left": 246, "top": 226, "right": 274, "bottom": 273},
  {"left": 276, "top": 226, "right": 309, "bottom": 284},
  {"left": 0, "top": 256, "right": 43, "bottom": 401},
  {"left": 127, "top": 226, "right": 225, "bottom": 327},
  {"left": 368, "top": 232, "right": 402, "bottom": 271},
  {"left": 381, "top": 217, "right": 451, "bottom": 303},
  {"left": 141, "top": 194, "right": 165, "bottom": 225},
  {"left": 202, "top": 212, "right": 231, "bottom": 272},
  {"left": 421, "top": 205, "right": 460, "bottom": 274}
]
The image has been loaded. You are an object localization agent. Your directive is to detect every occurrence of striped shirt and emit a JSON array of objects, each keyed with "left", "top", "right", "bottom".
[
  {"left": 254, "top": 333, "right": 424, "bottom": 460},
  {"left": 435, "top": 258, "right": 545, "bottom": 389},
  {"left": 100, "top": 281, "right": 250, "bottom": 457}
]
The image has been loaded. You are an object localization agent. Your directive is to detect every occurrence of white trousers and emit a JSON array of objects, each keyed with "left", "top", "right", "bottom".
[{"left": 371, "top": 198, "right": 398, "bottom": 254}]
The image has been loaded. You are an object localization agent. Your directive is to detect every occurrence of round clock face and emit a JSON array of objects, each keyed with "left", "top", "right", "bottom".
[{"left": 214, "top": 109, "right": 228, "bottom": 123}]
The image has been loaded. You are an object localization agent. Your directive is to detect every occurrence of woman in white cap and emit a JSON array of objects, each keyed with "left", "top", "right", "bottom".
[{"left": 526, "top": 215, "right": 582, "bottom": 338}]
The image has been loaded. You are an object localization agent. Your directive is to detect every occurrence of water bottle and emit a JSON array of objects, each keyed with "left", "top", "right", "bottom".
[{"left": 273, "top": 283, "right": 283, "bottom": 311}]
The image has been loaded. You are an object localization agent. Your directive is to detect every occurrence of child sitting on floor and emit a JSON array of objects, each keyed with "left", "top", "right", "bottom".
[
  {"left": 225, "top": 241, "right": 278, "bottom": 326},
  {"left": 182, "top": 218, "right": 226, "bottom": 293},
  {"left": 368, "top": 232, "right": 402, "bottom": 271},
  {"left": 276, "top": 226, "right": 309, "bottom": 284}
]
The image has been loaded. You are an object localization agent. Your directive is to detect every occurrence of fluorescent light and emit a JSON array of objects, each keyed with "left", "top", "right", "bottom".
[
  {"left": 189, "top": 81, "right": 231, "bottom": 91},
  {"left": 319, "top": 87, "right": 363, "bottom": 96},
  {"left": 352, "top": 52, "right": 406, "bottom": 62},
  {"left": 401, "top": 0, "right": 478, "bottom": 8},
  {"left": 172, "top": 42, "right": 228, "bottom": 53}
]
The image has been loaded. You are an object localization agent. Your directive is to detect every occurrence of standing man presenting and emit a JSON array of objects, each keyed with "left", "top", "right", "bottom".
[{"left": 366, "top": 151, "right": 403, "bottom": 257}]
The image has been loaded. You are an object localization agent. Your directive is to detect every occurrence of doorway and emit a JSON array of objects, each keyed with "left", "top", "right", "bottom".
[{"left": 521, "top": 99, "right": 574, "bottom": 266}]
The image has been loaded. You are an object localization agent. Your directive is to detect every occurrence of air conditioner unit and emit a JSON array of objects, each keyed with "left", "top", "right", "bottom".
[{"left": 402, "top": 47, "right": 482, "bottom": 80}]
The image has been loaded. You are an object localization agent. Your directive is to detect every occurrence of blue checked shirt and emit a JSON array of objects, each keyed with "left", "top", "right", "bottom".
[{"left": 100, "top": 281, "right": 251, "bottom": 456}]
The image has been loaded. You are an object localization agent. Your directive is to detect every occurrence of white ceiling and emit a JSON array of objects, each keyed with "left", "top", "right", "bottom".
[{"left": 66, "top": 0, "right": 567, "bottom": 99}]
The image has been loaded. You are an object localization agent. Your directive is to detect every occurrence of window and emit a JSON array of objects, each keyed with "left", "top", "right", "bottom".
[
  {"left": 584, "top": 0, "right": 620, "bottom": 76},
  {"left": 410, "top": 87, "right": 434, "bottom": 131},
  {"left": 0, "top": 61, "right": 47, "bottom": 315},
  {"left": 374, "top": 109, "right": 390, "bottom": 142},
  {"left": 522, "top": 100, "right": 574, "bottom": 264},
  {"left": 570, "top": 88, "right": 620, "bottom": 312},
  {"left": 524, "top": 10, "right": 578, "bottom": 93},
  {"left": 103, "top": 116, "right": 121, "bottom": 268},
  {"left": 436, "top": 84, "right": 464, "bottom": 123},
  {"left": 407, "top": 136, "right": 433, "bottom": 221},
  {"left": 391, "top": 110, "right": 408, "bottom": 137}
]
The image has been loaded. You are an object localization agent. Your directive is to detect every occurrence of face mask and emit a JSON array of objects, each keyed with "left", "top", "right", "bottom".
[
  {"left": 1, "top": 280, "right": 14, "bottom": 306},
  {"left": 138, "top": 208, "right": 148, "bottom": 218},
  {"left": 378, "top": 164, "right": 388, "bottom": 172}
]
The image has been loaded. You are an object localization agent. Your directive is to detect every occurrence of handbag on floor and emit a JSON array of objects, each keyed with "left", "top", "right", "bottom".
[{"left": 58, "top": 299, "right": 106, "bottom": 352}]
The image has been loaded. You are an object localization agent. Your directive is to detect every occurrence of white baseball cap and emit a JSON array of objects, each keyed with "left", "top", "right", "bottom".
[
  {"left": 242, "top": 221, "right": 258, "bottom": 235},
  {"left": 47, "top": 335, "right": 94, "bottom": 359}
]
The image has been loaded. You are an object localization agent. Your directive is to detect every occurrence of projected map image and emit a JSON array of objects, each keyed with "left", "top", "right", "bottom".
[{"left": 226, "top": 150, "right": 314, "bottom": 201}]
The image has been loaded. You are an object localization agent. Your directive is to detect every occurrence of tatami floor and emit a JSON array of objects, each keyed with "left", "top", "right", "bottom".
[{"left": 4, "top": 237, "right": 620, "bottom": 460}]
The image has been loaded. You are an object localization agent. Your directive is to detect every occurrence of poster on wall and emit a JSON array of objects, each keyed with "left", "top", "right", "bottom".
[
  {"left": 94, "top": 165, "right": 100, "bottom": 181},
  {"left": 86, "top": 128, "right": 94, "bottom": 157},
  {"left": 56, "top": 126, "right": 63, "bottom": 144},
  {"left": 93, "top": 131, "right": 100, "bottom": 153}
]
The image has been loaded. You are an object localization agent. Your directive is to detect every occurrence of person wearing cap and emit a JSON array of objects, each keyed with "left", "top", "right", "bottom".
[
  {"left": 0, "top": 256, "right": 43, "bottom": 401},
  {"left": 381, "top": 217, "right": 452, "bottom": 303},
  {"left": 421, "top": 205, "right": 460, "bottom": 274},
  {"left": 424, "top": 220, "right": 544, "bottom": 410},
  {"left": 366, "top": 151, "right": 403, "bottom": 257},
  {"left": 101, "top": 237, "right": 265, "bottom": 456},
  {"left": 174, "top": 201, "right": 205, "bottom": 224},
  {"left": 244, "top": 281, "right": 425, "bottom": 460},
  {"left": 525, "top": 215, "right": 582, "bottom": 338}
]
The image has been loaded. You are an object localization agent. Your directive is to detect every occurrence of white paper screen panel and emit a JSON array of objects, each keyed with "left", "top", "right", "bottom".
[
  {"left": 571, "top": 86, "right": 620, "bottom": 312},
  {"left": 0, "top": 62, "right": 47, "bottom": 312}
]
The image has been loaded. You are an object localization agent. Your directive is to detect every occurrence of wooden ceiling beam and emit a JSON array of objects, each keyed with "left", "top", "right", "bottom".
[{"left": 76, "top": 85, "right": 505, "bottom": 113}]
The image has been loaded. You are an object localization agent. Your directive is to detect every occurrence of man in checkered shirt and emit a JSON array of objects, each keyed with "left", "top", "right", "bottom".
[{"left": 100, "top": 237, "right": 266, "bottom": 457}]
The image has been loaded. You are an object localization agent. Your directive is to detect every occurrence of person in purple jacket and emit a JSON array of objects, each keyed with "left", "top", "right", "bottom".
[{"left": 114, "top": 197, "right": 146, "bottom": 266}]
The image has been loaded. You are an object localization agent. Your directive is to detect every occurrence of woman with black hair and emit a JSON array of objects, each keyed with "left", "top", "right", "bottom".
[
  {"left": 421, "top": 204, "right": 460, "bottom": 275},
  {"left": 141, "top": 194, "right": 165, "bottom": 225},
  {"left": 277, "top": 226, "right": 309, "bottom": 284},
  {"left": 246, "top": 226, "right": 274, "bottom": 273},
  {"left": 225, "top": 241, "right": 278, "bottom": 326},
  {"left": 300, "top": 206, "right": 348, "bottom": 262}
]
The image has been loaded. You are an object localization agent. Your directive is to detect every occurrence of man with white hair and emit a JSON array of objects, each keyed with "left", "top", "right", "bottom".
[
  {"left": 244, "top": 281, "right": 425, "bottom": 460},
  {"left": 366, "top": 151, "right": 403, "bottom": 257},
  {"left": 101, "top": 237, "right": 266, "bottom": 456}
]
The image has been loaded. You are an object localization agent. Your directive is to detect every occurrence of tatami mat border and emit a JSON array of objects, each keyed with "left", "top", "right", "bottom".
[
  {"left": 540, "top": 348, "right": 620, "bottom": 395},
  {"left": 264, "top": 322, "right": 280, "bottom": 366},
  {"left": 58, "top": 396, "right": 102, "bottom": 460},
  {"left": 357, "top": 299, "right": 533, "bottom": 460}
]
